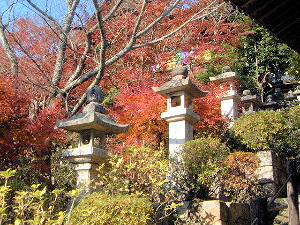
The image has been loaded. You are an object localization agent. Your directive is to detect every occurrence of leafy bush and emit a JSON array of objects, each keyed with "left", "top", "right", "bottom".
[
  {"left": 69, "top": 192, "right": 153, "bottom": 225},
  {"left": 181, "top": 137, "right": 230, "bottom": 199},
  {"left": 0, "top": 169, "right": 70, "bottom": 225},
  {"left": 96, "top": 146, "right": 169, "bottom": 201},
  {"left": 232, "top": 106, "right": 300, "bottom": 156},
  {"left": 221, "top": 151, "right": 263, "bottom": 202}
]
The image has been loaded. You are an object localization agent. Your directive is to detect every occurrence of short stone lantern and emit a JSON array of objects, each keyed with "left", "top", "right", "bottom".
[
  {"left": 241, "top": 90, "right": 262, "bottom": 114},
  {"left": 57, "top": 87, "right": 129, "bottom": 188},
  {"left": 260, "top": 94, "right": 280, "bottom": 111},
  {"left": 152, "top": 66, "right": 207, "bottom": 160}
]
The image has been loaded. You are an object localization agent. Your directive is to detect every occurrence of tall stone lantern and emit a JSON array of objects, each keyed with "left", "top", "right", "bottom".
[
  {"left": 57, "top": 87, "right": 129, "bottom": 188},
  {"left": 152, "top": 66, "right": 207, "bottom": 159}
]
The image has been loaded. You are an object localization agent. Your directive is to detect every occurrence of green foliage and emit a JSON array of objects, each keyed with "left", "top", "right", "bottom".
[
  {"left": 69, "top": 192, "right": 153, "bottom": 225},
  {"left": 0, "top": 169, "right": 69, "bottom": 225},
  {"left": 287, "top": 51, "right": 300, "bottom": 79},
  {"left": 197, "top": 14, "right": 300, "bottom": 94},
  {"left": 102, "top": 87, "right": 119, "bottom": 106},
  {"left": 221, "top": 151, "right": 263, "bottom": 202},
  {"left": 233, "top": 24, "right": 300, "bottom": 92},
  {"left": 194, "top": 63, "right": 224, "bottom": 83},
  {"left": 50, "top": 148, "right": 76, "bottom": 190},
  {"left": 96, "top": 146, "right": 169, "bottom": 201},
  {"left": 181, "top": 137, "right": 230, "bottom": 198},
  {"left": 232, "top": 106, "right": 300, "bottom": 156}
]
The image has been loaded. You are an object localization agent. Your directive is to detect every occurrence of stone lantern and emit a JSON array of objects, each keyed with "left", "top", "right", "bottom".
[
  {"left": 57, "top": 87, "right": 129, "bottom": 188},
  {"left": 293, "top": 86, "right": 300, "bottom": 101},
  {"left": 241, "top": 90, "right": 262, "bottom": 114},
  {"left": 152, "top": 66, "right": 207, "bottom": 159},
  {"left": 209, "top": 66, "right": 242, "bottom": 125}
]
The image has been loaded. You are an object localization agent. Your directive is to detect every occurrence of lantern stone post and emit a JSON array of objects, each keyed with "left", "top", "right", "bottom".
[
  {"left": 152, "top": 66, "right": 207, "bottom": 193},
  {"left": 209, "top": 66, "right": 242, "bottom": 125},
  {"left": 57, "top": 87, "right": 129, "bottom": 189}
]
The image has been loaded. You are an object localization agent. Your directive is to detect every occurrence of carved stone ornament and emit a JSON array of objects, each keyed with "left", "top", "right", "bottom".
[
  {"left": 86, "top": 86, "right": 105, "bottom": 103},
  {"left": 171, "top": 66, "right": 189, "bottom": 78}
]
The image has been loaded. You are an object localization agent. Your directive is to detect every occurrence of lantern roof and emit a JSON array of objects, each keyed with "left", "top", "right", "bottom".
[
  {"left": 57, "top": 86, "right": 129, "bottom": 135},
  {"left": 152, "top": 75, "right": 207, "bottom": 98},
  {"left": 57, "top": 111, "right": 129, "bottom": 135}
]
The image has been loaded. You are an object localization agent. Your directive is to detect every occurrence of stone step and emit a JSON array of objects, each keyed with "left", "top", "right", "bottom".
[{"left": 273, "top": 208, "right": 288, "bottom": 225}]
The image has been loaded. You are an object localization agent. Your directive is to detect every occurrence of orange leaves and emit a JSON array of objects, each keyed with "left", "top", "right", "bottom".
[
  {"left": 222, "top": 151, "right": 262, "bottom": 202},
  {"left": 193, "top": 82, "right": 227, "bottom": 136},
  {"left": 111, "top": 87, "right": 167, "bottom": 148},
  {"left": 0, "top": 77, "right": 66, "bottom": 173}
]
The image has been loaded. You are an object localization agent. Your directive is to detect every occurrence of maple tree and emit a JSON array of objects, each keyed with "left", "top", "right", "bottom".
[
  {"left": 0, "top": 76, "right": 66, "bottom": 178},
  {"left": 0, "top": 0, "right": 251, "bottom": 180},
  {"left": 0, "top": 0, "right": 243, "bottom": 116},
  {"left": 109, "top": 80, "right": 228, "bottom": 150}
]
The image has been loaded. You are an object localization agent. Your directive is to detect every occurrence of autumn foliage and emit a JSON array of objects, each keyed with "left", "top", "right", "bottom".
[
  {"left": 0, "top": 77, "right": 66, "bottom": 174},
  {"left": 222, "top": 151, "right": 262, "bottom": 202},
  {"left": 0, "top": 1, "right": 251, "bottom": 177}
]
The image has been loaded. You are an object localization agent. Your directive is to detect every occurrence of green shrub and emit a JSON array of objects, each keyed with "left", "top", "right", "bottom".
[
  {"left": 232, "top": 106, "right": 300, "bottom": 156},
  {"left": 0, "top": 169, "right": 68, "bottom": 225},
  {"left": 69, "top": 192, "right": 153, "bottom": 225},
  {"left": 181, "top": 137, "right": 230, "bottom": 198},
  {"left": 96, "top": 146, "right": 169, "bottom": 201}
]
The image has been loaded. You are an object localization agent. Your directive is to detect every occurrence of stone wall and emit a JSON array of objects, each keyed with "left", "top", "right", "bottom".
[
  {"left": 176, "top": 200, "right": 250, "bottom": 225},
  {"left": 256, "top": 151, "right": 287, "bottom": 197}
]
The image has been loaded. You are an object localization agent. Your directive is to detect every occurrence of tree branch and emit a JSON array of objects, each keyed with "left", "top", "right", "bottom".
[
  {"left": 88, "top": 0, "right": 124, "bottom": 34},
  {"left": 51, "top": 0, "right": 80, "bottom": 96},
  {"left": 69, "top": 0, "right": 109, "bottom": 116},
  {"left": 63, "top": 32, "right": 93, "bottom": 90},
  {"left": 64, "top": 0, "right": 224, "bottom": 114},
  {"left": 132, "top": 1, "right": 224, "bottom": 49},
  {"left": 135, "top": 0, "right": 182, "bottom": 38},
  {"left": 25, "top": 0, "right": 61, "bottom": 28},
  {"left": 6, "top": 30, "right": 51, "bottom": 84},
  {"left": 0, "top": 13, "right": 18, "bottom": 75}
]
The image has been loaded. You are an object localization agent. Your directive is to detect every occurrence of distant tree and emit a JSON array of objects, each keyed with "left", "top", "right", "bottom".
[
  {"left": 194, "top": 15, "right": 300, "bottom": 97},
  {"left": 233, "top": 23, "right": 300, "bottom": 97}
]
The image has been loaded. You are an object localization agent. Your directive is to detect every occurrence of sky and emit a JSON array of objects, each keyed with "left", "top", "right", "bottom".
[
  {"left": 0, "top": 0, "right": 68, "bottom": 24},
  {"left": 0, "top": 0, "right": 94, "bottom": 25}
]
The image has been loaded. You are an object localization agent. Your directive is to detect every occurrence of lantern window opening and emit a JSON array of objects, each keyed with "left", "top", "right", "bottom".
[{"left": 171, "top": 95, "right": 181, "bottom": 107}]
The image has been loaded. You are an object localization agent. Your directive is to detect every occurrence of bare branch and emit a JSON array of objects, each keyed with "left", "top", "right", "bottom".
[
  {"left": 1, "top": 0, "right": 230, "bottom": 116},
  {"left": 0, "top": 14, "right": 18, "bottom": 75},
  {"left": 69, "top": 0, "right": 110, "bottom": 116},
  {"left": 131, "top": 0, "right": 148, "bottom": 40},
  {"left": 88, "top": 0, "right": 124, "bottom": 34},
  {"left": 6, "top": 30, "right": 52, "bottom": 84},
  {"left": 70, "top": 92, "right": 87, "bottom": 116},
  {"left": 25, "top": 0, "right": 61, "bottom": 28},
  {"left": 63, "top": 68, "right": 99, "bottom": 94},
  {"left": 51, "top": 0, "right": 80, "bottom": 96},
  {"left": 92, "top": 0, "right": 107, "bottom": 84},
  {"left": 63, "top": 1, "right": 224, "bottom": 106},
  {"left": 63, "top": 33, "right": 93, "bottom": 89},
  {"left": 135, "top": 0, "right": 182, "bottom": 38},
  {"left": 132, "top": 1, "right": 224, "bottom": 49},
  {"left": 103, "top": 0, "right": 124, "bottom": 22}
]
